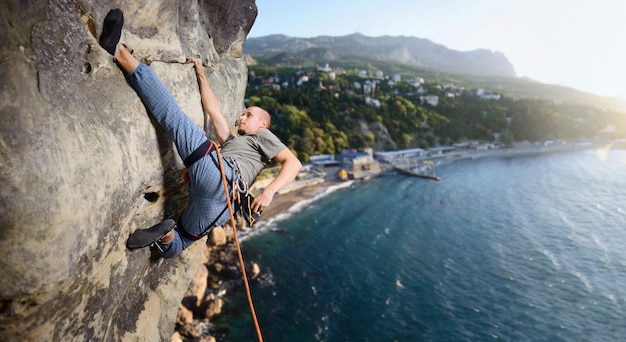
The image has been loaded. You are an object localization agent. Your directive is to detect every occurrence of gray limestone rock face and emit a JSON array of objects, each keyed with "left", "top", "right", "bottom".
[{"left": 0, "top": 0, "right": 256, "bottom": 340}]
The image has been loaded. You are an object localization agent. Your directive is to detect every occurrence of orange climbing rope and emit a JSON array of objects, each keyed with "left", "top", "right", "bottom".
[{"left": 212, "top": 141, "right": 264, "bottom": 342}]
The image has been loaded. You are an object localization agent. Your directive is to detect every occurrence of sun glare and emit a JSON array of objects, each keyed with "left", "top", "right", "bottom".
[{"left": 595, "top": 142, "right": 614, "bottom": 162}]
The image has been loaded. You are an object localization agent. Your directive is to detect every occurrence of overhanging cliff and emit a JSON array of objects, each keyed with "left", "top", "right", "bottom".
[{"left": 0, "top": 0, "right": 256, "bottom": 340}]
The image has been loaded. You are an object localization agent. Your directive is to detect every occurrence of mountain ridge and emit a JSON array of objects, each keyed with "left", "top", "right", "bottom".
[{"left": 244, "top": 33, "right": 516, "bottom": 78}]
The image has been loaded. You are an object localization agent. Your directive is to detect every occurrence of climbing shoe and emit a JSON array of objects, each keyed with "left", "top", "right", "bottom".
[
  {"left": 99, "top": 9, "right": 124, "bottom": 55},
  {"left": 127, "top": 219, "right": 176, "bottom": 249}
]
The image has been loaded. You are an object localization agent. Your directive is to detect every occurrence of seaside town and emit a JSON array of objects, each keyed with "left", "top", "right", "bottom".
[{"left": 252, "top": 138, "right": 604, "bottom": 198}]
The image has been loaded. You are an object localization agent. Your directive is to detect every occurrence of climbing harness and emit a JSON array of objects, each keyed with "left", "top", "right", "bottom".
[
  {"left": 183, "top": 139, "right": 214, "bottom": 168},
  {"left": 185, "top": 139, "right": 264, "bottom": 342},
  {"left": 183, "top": 141, "right": 260, "bottom": 232}
]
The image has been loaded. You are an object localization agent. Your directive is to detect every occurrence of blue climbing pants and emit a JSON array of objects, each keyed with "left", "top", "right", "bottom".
[{"left": 127, "top": 63, "right": 232, "bottom": 258}]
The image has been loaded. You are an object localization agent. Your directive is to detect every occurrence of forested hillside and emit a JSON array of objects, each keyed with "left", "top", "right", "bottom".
[{"left": 246, "top": 64, "right": 626, "bottom": 162}]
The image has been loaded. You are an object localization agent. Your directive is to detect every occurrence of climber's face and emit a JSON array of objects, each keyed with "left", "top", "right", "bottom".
[{"left": 237, "top": 106, "right": 270, "bottom": 135}]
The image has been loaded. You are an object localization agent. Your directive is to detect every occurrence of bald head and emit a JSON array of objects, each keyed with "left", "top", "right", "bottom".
[
  {"left": 237, "top": 106, "right": 271, "bottom": 135},
  {"left": 251, "top": 106, "right": 271, "bottom": 128}
]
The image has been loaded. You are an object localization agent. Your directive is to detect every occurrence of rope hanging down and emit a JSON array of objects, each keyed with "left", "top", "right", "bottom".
[{"left": 213, "top": 141, "right": 264, "bottom": 342}]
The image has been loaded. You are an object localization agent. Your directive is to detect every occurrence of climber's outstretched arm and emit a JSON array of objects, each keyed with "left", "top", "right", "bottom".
[{"left": 188, "top": 58, "right": 231, "bottom": 146}]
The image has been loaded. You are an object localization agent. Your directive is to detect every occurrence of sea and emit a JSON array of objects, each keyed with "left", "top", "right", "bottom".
[{"left": 212, "top": 147, "right": 626, "bottom": 341}]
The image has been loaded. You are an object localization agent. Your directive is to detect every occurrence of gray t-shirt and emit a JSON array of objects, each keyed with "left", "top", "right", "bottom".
[{"left": 220, "top": 129, "right": 287, "bottom": 185}]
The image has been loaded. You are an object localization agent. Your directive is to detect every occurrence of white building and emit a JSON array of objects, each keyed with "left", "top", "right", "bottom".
[
  {"left": 297, "top": 75, "right": 309, "bottom": 86},
  {"left": 319, "top": 63, "right": 332, "bottom": 73},
  {"left": 365, "top": 96, "right": 382, "bottom": 108},
  {"left": 420, "top": 95, "right": 439, "bottom": 106},
  {"left": 374, "top": 148, "right": 425, "bottom": 164},
  {"left": 476, "top": 88, "right": 501, "bottom": 100},
  {"left": 363, "top": 81, "right": 372, "bottom": 95}
]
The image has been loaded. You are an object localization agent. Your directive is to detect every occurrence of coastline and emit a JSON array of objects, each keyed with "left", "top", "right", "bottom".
[
  {"left": 256, "top": 177, "right": 346, "bottom": 227},
  {"left": 255, "top": 141, "right": 606, "bottom": 224}
]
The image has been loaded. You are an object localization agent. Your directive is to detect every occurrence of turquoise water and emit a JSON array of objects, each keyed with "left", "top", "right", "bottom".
[{"left": 215, "top": 148, "right": 626, "bottom": 341}]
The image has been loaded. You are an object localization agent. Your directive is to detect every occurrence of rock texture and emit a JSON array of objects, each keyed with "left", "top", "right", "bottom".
[{"left": 0, "top": 0, "right": 256, "bottom": 340}]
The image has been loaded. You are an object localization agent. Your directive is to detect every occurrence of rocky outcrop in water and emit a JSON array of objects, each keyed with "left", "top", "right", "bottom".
[{"left": 0, "top": 0, "right": 256, "bottom": 340}]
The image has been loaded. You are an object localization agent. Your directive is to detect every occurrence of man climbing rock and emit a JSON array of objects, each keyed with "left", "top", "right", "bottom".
[{"left": 99, "top": 9, "right": 302, "bottom": 258}]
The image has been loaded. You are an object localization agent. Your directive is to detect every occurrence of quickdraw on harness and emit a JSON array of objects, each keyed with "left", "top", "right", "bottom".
[
  {"left": 183, "top": 139, "right": 264, "bottom": 342},
  {"left": 230, "top": 161, "right": 262, "bottom": 228}
]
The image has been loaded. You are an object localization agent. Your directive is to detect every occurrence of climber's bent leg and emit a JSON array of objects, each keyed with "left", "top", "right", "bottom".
[
  {"left": 126, "top": 63, "right": 207, "bottom": 161},
  {"left": 154, "top": 159, "right": 234, "bottom": 258}
]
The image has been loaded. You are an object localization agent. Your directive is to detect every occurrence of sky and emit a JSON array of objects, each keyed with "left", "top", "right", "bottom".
[{"left": 248, "top": 0, "right": 625, "bottom": 99}]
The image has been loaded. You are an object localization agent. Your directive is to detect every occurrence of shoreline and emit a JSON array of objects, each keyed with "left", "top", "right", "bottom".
[
  {"left": 255, "top": 142, "right": 608, "bottom": 224},
  {"left": 258, "top": 180, "right": 339, "bottom": 224}
]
